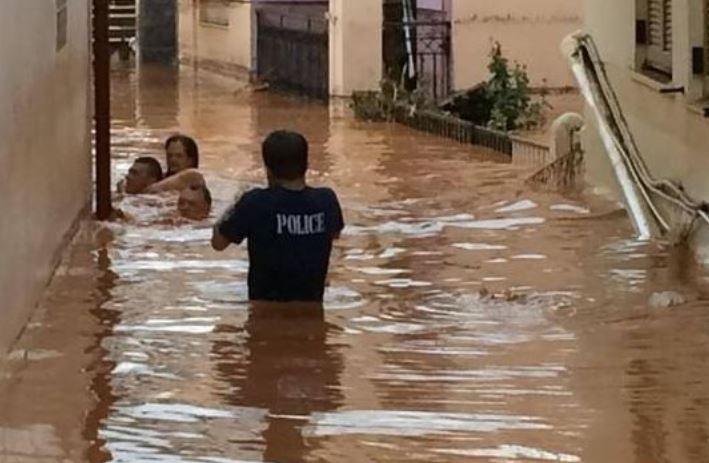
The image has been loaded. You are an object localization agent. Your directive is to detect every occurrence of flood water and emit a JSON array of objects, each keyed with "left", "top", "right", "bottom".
[{"left": 2, "top": 65, "right": 709, "bottom": 463}]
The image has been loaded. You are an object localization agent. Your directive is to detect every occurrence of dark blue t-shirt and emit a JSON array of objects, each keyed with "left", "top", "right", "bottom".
[{"left": 218, "top": 186, "right": 344, "bottom": 302}]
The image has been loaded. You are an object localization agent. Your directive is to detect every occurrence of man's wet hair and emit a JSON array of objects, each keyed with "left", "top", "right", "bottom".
[
  {"left": 135, "top": 156, "right": 164, "bottom": 181},
  {"left": 165, "top": 133, "right": 200, "bottom": 173},
  {"left": 262, "top": 130, "right": 308, "bottom": 181}
]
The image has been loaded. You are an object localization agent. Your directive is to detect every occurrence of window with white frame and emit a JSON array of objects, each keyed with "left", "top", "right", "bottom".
[
  {"left": 637, "top": 0, "right": 673, "bottom": 78},
  {"left": 200, "top": 0, "right": 230, "bottom": 27}
]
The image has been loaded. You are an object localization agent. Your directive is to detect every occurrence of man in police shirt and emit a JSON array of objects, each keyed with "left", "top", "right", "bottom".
[{"left": 211, "top": 130, "right": 344, "bottom": 304}]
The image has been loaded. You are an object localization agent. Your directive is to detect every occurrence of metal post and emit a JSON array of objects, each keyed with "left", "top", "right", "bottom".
[{"left": 93, "top": 0, "right": 112, "bottom": 220}]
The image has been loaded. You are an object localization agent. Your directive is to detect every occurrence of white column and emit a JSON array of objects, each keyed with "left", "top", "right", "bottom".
[{"left": 329, "top": 0, "right": 383, "bottom": 97}]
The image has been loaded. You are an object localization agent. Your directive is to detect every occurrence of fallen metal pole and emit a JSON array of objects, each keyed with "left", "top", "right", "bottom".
[{"left": 93, "top": 0, "right": 112, "bottom": 220}]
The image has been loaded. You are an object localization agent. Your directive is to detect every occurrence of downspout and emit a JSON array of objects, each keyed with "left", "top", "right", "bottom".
[
  {"left": 401, "top": 0, "right": 416, "bottom": 83},
  {"left": 93, "top": 0, "right": 113, "bottom": 220},
  {"left": 562, "top": 33, "right": 652, "bottom": 240}
]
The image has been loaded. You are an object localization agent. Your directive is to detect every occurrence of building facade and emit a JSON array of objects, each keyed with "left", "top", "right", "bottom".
[
  {"left": 178, "top": 0, "right": 582, "bottom": 97},
  {"left": 581, "top": 0, "right": 709, "bottom": 262},
  {"left": 178, "top": 0, "right": 254, "bottom": 79},
  {"left": 451, "top": 0, "right": 582, "bottom": 90},
  {"left": 0, "top": 1, "right": 93, "bottom": 351}
]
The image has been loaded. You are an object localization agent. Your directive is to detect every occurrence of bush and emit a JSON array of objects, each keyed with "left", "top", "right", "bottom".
[{"left": 442, "top": 42, "right": 549, "bottom": 131}]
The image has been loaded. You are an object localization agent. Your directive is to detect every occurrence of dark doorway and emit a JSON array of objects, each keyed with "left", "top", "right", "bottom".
[
  {"left": 256, "top": 10, "right": 329, "bottom": 100},
  {"left": 138, "top": 0, "right": 177, "bottom": 64}
]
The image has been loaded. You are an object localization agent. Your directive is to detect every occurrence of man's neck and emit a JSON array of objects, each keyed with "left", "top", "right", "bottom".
[{"left": 272, "top": 178, "right": 307, "bottom": 191}]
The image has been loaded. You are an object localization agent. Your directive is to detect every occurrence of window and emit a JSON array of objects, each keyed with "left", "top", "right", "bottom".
[
  {"left": 647, "top": 0, "right": 672, "bottom": 73},
  {"left": 200, "top": 0, "right": 230, "bottom": 27},
  {"left": 637, "top": 0, "right": 673, "bottom": 78},
  {"left": 56, "top": 0, "right": 67, "bottom": 51}
]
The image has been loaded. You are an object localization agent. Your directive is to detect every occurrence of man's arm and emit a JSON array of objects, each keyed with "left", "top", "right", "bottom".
[
  {"left": 328, "top": 189, "right": 345, "bottom": 240},
  {"left": 210, "top": 190, "right": 251, "bottom": 251},
  {"left": 211, "top": 225, "right": 231, "bottom": 251},
  {"left": 147, "top": 169, "right": 205, "bottom": 193}
]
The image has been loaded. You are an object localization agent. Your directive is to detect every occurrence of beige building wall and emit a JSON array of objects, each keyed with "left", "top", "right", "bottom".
[
  {"left": 176, "top": 0, "right": 386, "bottom": 95},
  {"left": 582, "top": 0, "right": 709, "bottom": 263},
  {"left": 178, "top": 0, "right": 253, "bottom": 79},
  {"left": 0, "top": 1, "right": 93, "bottom": 351},
  {"left": 329, "top": 0, "right": 383, "bottom": 96},
  {"left": 451, "top": 0, "right": 582, "bottom": 89}
]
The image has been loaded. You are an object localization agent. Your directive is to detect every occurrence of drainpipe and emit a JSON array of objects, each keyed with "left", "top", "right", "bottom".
[
  {"left": 562, "top": 34, "right": 652, "bottom": 240},
  {"left": 93, "top": 0, "right": 112, "bottom": 220}
]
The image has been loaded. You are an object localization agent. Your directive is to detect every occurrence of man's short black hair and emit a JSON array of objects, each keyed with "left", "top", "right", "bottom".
[
  {"left": 135, "top": 156, "right": 164, "bottom": 181},
  {"left": 262, "top": 130, "right": 308, "bottom": 181}
]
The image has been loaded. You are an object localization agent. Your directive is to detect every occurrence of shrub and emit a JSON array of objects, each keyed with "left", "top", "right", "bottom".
[{"left": 442, "top": 42, "right": 549, "bottom": 131}]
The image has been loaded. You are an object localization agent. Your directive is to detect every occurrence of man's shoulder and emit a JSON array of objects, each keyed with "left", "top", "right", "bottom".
[
  {"left": 308, "top": 186, "right": 339, "bottom": 199},
  {"left": 240, "top": 187, "right": 269, "bottom": 202}
]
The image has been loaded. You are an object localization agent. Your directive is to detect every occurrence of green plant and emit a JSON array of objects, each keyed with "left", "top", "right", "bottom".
[
  {"left": 486, "top": 42, "right": 546, "bottom": 131},
  {"left": 353, "top": 43, "right": 549, "bottom": 130},
  {"left": 439, "top": 43, "right": 549, "bottom": 131}
]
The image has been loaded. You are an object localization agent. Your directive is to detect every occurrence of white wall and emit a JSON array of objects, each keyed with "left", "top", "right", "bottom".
[
  {"left": 451, "top": 0, "right": 582, "bottom": 89},
  {"left": 178, "top": 0, "right": 253, "bottom": 78},
  {"left": 0, "top": 0, "right": 92, "bottom": 350},
  {"left": 329, "top": 0, "right": 383, "bottom": 96}
]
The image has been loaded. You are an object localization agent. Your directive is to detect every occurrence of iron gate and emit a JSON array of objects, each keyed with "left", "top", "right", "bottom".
[
  {"left": 256, "top": 11, "right": 329, "bottom": 100},
  {"left": 383, "top": 19, "right": 452, "bottom": 102}
]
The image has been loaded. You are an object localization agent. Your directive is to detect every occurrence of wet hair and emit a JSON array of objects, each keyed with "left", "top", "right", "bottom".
[
  {"left": 262, "top": 130, "right": 308, "bottom": 181},
  {"left": 135, "top": 156, "right": 164, "bottom": 181},
  {"left": 165, "top": 134, "right": 199, "bottom": 175}
]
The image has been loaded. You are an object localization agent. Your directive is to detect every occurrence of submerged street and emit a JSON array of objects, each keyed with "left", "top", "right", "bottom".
[{"left": 2, "top": 66, "right": 709, "bottom": 462}]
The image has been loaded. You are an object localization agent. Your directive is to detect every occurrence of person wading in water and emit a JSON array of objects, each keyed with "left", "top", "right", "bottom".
[{"left": 211, "top": 130, "right": 344, "bottom": 308}]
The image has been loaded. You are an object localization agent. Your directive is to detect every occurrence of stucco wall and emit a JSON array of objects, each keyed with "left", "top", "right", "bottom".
[
  {"left": 0, "top": 0, "right": 92, "bottom": 351},
  {"left": 582, "top": 0, "right": 709, "bottom": 263},
  {"left": 178, "top": 0, "right": 253, "bottom": 78},
  {"left": 329, "top": 0, "right": 383, "bottom": 96},
  {"left": 451, "top": 0, "right": 582, "bottom": 89}
]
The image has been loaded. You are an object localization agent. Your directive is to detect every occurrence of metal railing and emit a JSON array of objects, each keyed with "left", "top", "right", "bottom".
[
  {"left": 108, "top": 0, "right": 136, "bottom": 47},
  {"left": 392, "top": 105, "right": 514, "bottom": 155},
  {"left": 510, "top": 135, "right": 553, "bottom": 166},
  {"left": 383, "top": 20, "right": 452, "bottom": 103}
]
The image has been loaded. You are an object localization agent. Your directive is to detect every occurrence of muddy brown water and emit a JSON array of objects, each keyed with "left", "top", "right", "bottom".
[{"left": 2, "top": 66, "right": 709, "bottom": 463}]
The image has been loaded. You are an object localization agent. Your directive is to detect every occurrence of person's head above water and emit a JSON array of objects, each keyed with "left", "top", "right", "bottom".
[
  {"left": 165, "top": 134, "right": 199, "bottom": 176},
  {"left": 262, "top": 130, "right": 308, "bottom": 188},
  {"left": 125, "top": 157, "right": 164, "bottom": 194},
  {"left": 178, "top": 184, "right": 212, "bottom": 221}
]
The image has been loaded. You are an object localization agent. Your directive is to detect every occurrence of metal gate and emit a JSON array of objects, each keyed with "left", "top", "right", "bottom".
[
  {"left": 256, "top": 11, "right": 329, "bottom": 100},
  {"left": 383, "top": 19, "right": 452, "bottom": 102}
]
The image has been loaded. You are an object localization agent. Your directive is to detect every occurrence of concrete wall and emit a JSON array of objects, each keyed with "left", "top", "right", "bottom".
[
  {"left": 0, "top": 0, "right": 92, "bottom": 351},
  {"left": 451, "top": 0, "right": 582, "bottom": 89},
  {"left": 582, "top": 0, "right": 709, "bottom": 263},
  {"left": 178, "top": 0, "right": 253, "bottom": 78},
  {"left": 329, "top": 0, "right": 383, "bottom": 96}
]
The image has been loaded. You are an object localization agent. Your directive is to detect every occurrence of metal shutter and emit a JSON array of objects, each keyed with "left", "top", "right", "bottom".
[{"left": 646, "top": 0, "right": 672, "bottom": 73}]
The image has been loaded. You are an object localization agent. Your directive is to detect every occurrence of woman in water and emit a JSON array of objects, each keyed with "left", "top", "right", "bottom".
[
  {"left": 146, "top": 133, "right": 204, "bottom": 193},
  {"left": 165, "top": 133, "right": 199, "bottom": 177}
]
